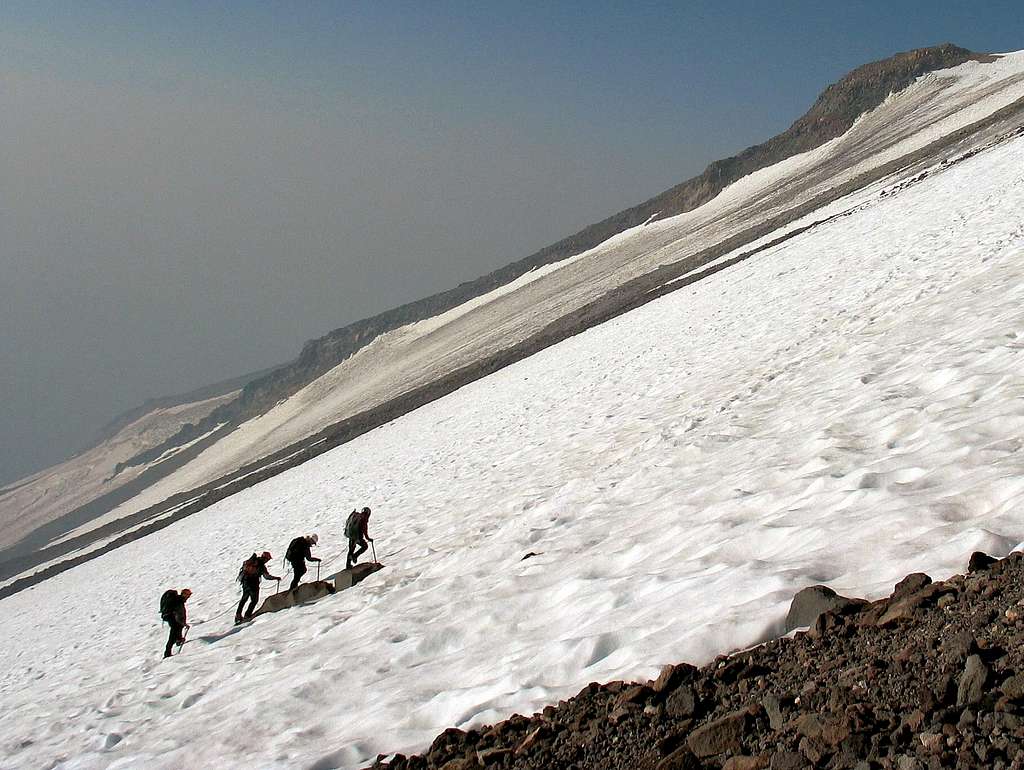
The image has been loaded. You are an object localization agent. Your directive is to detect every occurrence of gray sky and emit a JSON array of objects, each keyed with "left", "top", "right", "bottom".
[{"left": 3, "top": 1, "right": 1023, "bottom": 485}]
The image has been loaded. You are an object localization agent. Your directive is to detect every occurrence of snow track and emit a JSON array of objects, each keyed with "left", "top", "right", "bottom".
[{"left": 3, "top": 118, "right": 1024, "bottom": 769}]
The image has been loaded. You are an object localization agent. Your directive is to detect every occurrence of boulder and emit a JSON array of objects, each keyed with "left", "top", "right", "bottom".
[
  {"left": 968, "top": 551, "right": 998, "bottom": 572},
  {"left": 874, "top": 583, "right": 954, "bottom": 627},
  {"left": 769, "top": 751, "right": 807, "bottom": 769},
  {"left": 333, "top": 561, "right": 385, "bottom": 591},
  {"left": 761, "top": 695, "right": 786, "bottom": 731},
  {"left": 657, "top": 746, "right": 700, "bottom": 770},
  {"left": 892, "top": 573, "right": 931, "bottom": 599},
  {"left": 957, "top": 654, "right": 988, "bottom": 707},
  {"left": 652, "top": 663, "right": 698, "bottom": 694},
  {"left": 687, "top": 709, "right": 747, "bottom": 758},
  {"left": 1001, "top": 674, "right": 1024, "bottom": 700},
  {"left": 785, "top": 585, "right": 863, "bottom": 632},
  {"left": 253, "top": 580, "right": 337, "bottom": 617},
  {"left": 666, "top": 685, "right": 697, "bottom": 718}
]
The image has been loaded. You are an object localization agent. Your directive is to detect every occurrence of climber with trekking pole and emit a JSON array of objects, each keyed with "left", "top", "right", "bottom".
[
  {"left": 235, "top": 552, "right": 281, "bottom": 625},
  {"left": 345, "top": 507, "right": 374, "bottom": 569},
  {"left": 159, "top": 588, "right": 192, "bottom": 658},
  {"left": 285, "top": 534, "right": 321, "bottom": 591}
]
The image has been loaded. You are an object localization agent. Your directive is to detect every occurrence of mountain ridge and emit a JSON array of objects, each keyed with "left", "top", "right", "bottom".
[
  {"left": 111, "top": 43, "right": 979, "bottom": 475},
  {"left": 6, "top": 43, "right": 1024, "bottom": 591}
]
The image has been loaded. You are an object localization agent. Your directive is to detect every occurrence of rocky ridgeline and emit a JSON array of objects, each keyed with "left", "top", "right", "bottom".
[
  {"left": 368, "top": 551, "right": 1024, "bottom": 770},
  {"left": 122, "top": 44, "right": 976, "bottom": 476}
]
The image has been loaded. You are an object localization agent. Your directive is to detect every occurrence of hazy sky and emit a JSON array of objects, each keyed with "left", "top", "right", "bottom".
[{"left": 2, "top": 1, "right": 1023, "bottom": 485}]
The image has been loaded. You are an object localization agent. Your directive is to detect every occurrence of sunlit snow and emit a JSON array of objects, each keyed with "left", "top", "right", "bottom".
[
  {"left": 2, "top": 119, "right": 1024, "bottom": 769},
  {"left": 9, "top": 53, "right": 1024, "bottom": 556}
]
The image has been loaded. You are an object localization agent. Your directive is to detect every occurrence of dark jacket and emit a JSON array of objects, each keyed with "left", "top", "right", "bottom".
[
  {"left": 345, "top": 512, "right": 370, "bottom": 541},
  {"left": 161, "top": 592, "right": 187, "bottom": 626},
  {"left": 286, "top": 537, "right": 313, "bottom": 564}
]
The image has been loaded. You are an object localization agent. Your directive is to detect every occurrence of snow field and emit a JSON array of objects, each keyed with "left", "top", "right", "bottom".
[
  {"left": 32, "top": 52, "right": 1024, "bottom": 552},
  {"left": 3, "top": 133, "right": 1024, "bottom": 769}
]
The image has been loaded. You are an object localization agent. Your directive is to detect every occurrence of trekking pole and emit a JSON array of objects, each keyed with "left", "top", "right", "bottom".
[
  {"left": 317, "top": 561, "right": 321, "bottom": 582},
  {"left": 371, "top": 540, "right": 378, "bottom": 564}
]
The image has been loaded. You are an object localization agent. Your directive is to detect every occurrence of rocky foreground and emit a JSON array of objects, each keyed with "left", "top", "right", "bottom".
[{"left": 368, "top": 551, "right": 1024, "bottom": 770}]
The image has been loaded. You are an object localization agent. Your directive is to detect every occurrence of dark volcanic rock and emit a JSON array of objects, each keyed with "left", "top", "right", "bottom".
[
  {"left": 785, "top": 585, "right": 863, "bottom": 631},
  {"left": 665, "top": 685, "right": 698, "bottom": 719},
  {"left": 652, "top": 663, "right": 698, "bottom": 694},
  {"left": 892, "top": 573, "right": 931, "bottom": 598},
  {"left": 687, "top": 709, "right": 747, "bottom": 758},
  {"left": 656, "top": 746, "right": 700, "bottom": 769},
  {"left": 370, "top": 552, "right": 1024, "bottom": 770},
  {"left": 957, "top": 655, "right": 989, "bottom": 707},
  {"left": 968, "top": 551, "right": 998, "bottom": 572}
]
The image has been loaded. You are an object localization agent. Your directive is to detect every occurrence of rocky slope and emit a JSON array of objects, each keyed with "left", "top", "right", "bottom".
[{"left": 369, "top": 551, "right": 1024, "bottom": 770}]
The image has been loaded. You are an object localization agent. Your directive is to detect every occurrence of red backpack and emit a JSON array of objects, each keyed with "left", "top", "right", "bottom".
[{"left": 237, "top": 554, "right": 261, "bottom": 582}]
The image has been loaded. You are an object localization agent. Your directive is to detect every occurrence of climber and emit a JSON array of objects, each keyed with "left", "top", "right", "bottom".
[
  {"left": 345, "top": 507, "right": 374, "bottom": 569},
  {"left": 235, "top": 551, "right": 281, "bottom": 624},
  {"left": 159, "top": 588, "right": 192, "bottom": 658},
  {"left": 285, "top": 534, "right": 321, "bottom": 591}
]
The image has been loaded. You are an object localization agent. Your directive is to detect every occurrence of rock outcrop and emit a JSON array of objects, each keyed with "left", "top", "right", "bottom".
[
  {"left": 369, "top": 550, "right": 1024, "bottom": 769},
  {"left": 785, "top": 586, "right": 866, "bottom": 632},
  {"left": 251, "top": 564, "right": 384, "bottom": 617},
  {"left": 253, "top": 580, "right": 336, "bottom": 617},
  {"left": 332, "top": 562, "right": 385, "bottom": 591}
]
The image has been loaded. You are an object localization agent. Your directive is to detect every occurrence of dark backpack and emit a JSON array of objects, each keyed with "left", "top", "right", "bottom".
[
  {"left": 159, "top": 589, "right": 178, "bottom": 621},
  {"left": 344, "top": 511, "right": 360, "bottom": 539}
]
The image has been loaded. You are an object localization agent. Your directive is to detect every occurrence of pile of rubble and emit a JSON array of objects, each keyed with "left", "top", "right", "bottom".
[{"left": 369, "top": 551, "right": 1024, "bottom": 769}]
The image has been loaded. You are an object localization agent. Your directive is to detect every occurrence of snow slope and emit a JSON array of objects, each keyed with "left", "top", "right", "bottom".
[
  {"left": 105, "top": 53, "right": 1024, "bottom": 511},
  {"left": 2, "top": 117, "right": 1024, "bottom": 770},
  {"left": 0, "top": 391, "right": 237, "bottom": 553},
  {"left": 6, "top": 52, "right": 1024, "bottom": 560}
]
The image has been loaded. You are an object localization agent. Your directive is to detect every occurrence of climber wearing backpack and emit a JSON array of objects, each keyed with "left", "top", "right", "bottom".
[
  {"left": 345, "top": 507, "right": 373, "bottom": 569},
  {"left": 235, "top": 552, "right": 281, "bottom": 624},
  {"left": 285, "top": 534, "right": 321, "bottom": 591},
  {"left": 159, "top": 588, "right": 192, "bottom": 658}
]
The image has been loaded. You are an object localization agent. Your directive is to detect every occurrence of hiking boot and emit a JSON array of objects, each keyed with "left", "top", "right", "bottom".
[{"left": 234, "top": 616, "right": 243, "bottom": 625}]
